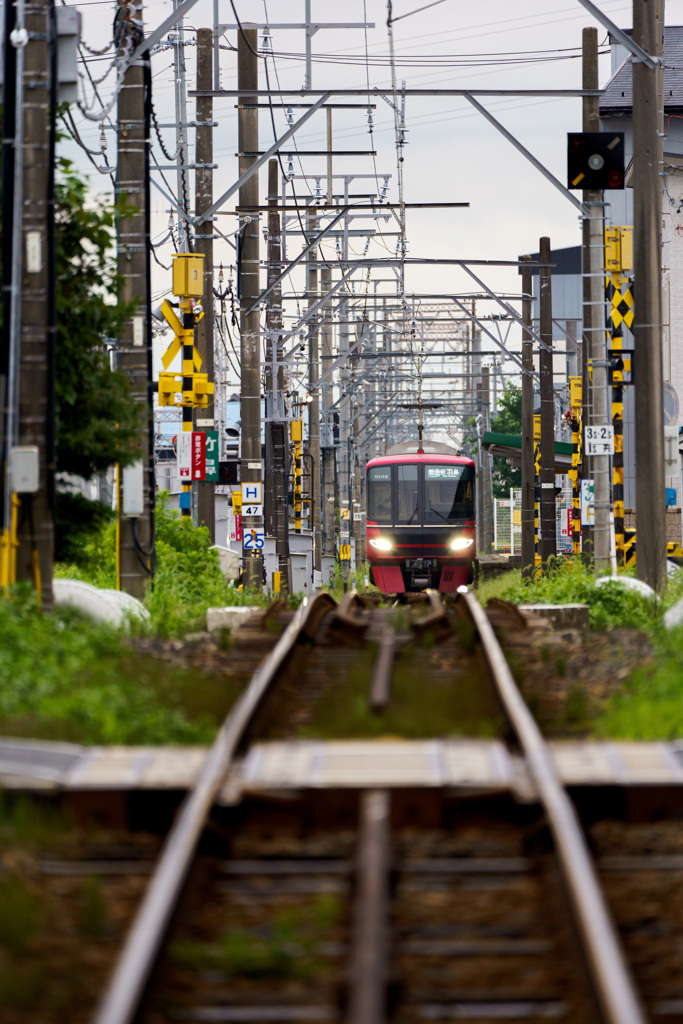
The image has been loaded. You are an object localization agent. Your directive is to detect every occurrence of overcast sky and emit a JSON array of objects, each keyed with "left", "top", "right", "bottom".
[{"left": 69, "top": 0, "right": 683, "bottom": 372}]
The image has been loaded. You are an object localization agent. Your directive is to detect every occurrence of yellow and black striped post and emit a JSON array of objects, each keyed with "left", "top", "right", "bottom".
[
  {"left": 533, "top": 414, "right": 542, "bottom": 570},
  {"left": 291, "top": 417, "right": 303, "bottom": 533},
  {"left": 156, "top": 255, "right": 213, "bottom": 520},
  {"left": 568, "top": 376, "right": 582, "bottom": 557},
  {"left": 180, "top": 297, "right": 195, "bottom": 517},
  {"left": 605, "top": 227, "right": 635, "bottom": 567}
]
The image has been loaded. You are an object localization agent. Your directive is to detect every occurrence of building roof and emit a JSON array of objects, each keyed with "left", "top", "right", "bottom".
[
  {"left": 517, "top": 246, "right": 581, "bottom": 277},
  {"left": 482, "top": 432, "right": 572, "bottom": 473},
  {"left": 601, "top": 26, "right": 683, "bottom": 114}
]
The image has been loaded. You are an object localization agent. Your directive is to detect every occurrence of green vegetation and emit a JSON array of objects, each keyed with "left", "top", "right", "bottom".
[
  {"left": 596, "top": 627, "right": 683, "bottom": 740},
  {"left": 476, "top": 560, "right": 683, "bottom": 740},
  {"left": 0, "top": 496, "right": 281, "bottom": 744},
  {"left": 462, "top": 382, "right": 522, "bottom": 497},
  {"left": 171, "top": 894, "right": 342, "bottom": 979},
  {"left": 325, "top": 560, "right": 381, "bottom": 601},
  {"left": 478, "top": 559, "right": 661, "bottom": 632},
  {"left": 53, "top": 163, "right": 140, "bottom": 481},
  {"left": 56, "top": 491, "right": 270, "bottom": 637},
  {"left": 0, "top": 586, "right": 244, "bottom": 745},
  {"left": 299, "top": 644, "right": 504, "bottom": 740},
  {"left": 0, "top": 792, "right": 72, "bottom": 848}
]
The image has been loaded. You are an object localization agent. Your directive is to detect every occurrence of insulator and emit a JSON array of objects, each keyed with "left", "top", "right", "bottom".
[{"left": 99, "top": 123, "right": 107, "bottom": 152}]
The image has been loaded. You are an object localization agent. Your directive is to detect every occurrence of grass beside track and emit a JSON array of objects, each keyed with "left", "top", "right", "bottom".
[
  {"left": 0, "top": 590, "right": 245, "bottom": 745},
  {"left": 476, "top": 559, "right": 683, "bottom": 741}
]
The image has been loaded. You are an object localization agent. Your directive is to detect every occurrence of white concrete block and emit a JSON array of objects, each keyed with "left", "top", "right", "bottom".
[{"left": 206, "top": 605, "right": 260, "bottom": 632}]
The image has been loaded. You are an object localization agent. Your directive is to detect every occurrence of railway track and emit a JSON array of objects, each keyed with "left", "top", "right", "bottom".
[{"left": 84, "top": 589, "right": 651, "bottom": 1024}]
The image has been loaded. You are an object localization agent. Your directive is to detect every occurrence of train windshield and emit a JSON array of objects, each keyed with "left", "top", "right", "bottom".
[
  {"left": 424, "top": 464, "right": 474, "bottom": 523},
  {"left": 367, "top": 466, "right": 392, "bottom": 523}
]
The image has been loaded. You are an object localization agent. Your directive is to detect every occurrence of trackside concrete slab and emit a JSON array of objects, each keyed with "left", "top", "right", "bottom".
[
  {"left": 5, "top": 738, "right": 683, "bottom": 794},
  {"left": 206, "top": 606, "right": 261, "bottom": 632},
  {"left": 519, "top": 604, "right": 590, "bottom": 630}
]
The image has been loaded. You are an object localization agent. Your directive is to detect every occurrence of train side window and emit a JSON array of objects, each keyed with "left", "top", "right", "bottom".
[
  {"left": 397, "top": 464, "right": 419, "bottom": 522},
  {"left": 367, "top": 467, "right": 392, "bottom": 523}
]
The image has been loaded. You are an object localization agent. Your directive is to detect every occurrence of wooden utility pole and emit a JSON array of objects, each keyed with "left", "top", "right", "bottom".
[
  {"left": 238, "top": 24, "right": 263, "bottom": 589},
  {"left": 539, "top": 237, "right": 557, "bottom": 565},
  {"left": 633, "top": 0, "right": 666, "bottom": 589},
  {"left": 307, "top": 207, "right": 322, "bottom": 576},
  {"left": 520, "top": 255, "right": 535, "bottom": 579},
  {"left": 581, "top": 27, "right": 599, "bottom": 563},
  {"left": 13, "top": 0, "right": 54, "bottom": 605},
  {"left": 194, "top": 27, "right": 215, "bottom": 541}
]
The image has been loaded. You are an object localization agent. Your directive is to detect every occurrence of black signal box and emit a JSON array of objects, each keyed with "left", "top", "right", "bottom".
[{"left": 567, "top": 132, "right": 625, "bottom": 190}]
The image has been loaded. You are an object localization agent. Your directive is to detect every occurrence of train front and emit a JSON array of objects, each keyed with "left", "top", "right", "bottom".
[{"left": 365, "top": 452, "right": 476, "bottom": 594}]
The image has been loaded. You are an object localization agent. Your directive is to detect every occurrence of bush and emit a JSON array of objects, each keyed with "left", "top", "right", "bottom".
[
  {"left": 0, "top": 587, "right": 221, "bottom": 744},
  {"left": 56, "top": 492, "right": 269, "bottom": 637},
  {"left": 597, "top": 626, "right": 683, "bottom": 739},
  {"left": 495, "top": 559, "right": 660, "bottom": 632}
]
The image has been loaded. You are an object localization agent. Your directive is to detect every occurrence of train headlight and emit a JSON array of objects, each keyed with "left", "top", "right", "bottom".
[
  {"left": 450, "top": 536, "right": 474, "bottom": 552},
  {"left": 369, "top": 537, "right": 393, "bottom": 552}
]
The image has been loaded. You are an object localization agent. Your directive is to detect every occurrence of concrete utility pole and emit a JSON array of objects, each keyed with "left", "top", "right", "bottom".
[
  {"left": 172, "top": 0, "right": 190, "bottom": 251},
  {"left": 579, "top": 25, "right": 610, "bottom": 574},
  {"left": 320, "top": 263, "right": 336, "bottom": 572},
  {"left": 238, "top": 24, "right": 263, "bottom": 589},
  {"left": 521, "top": 256, "right": 535, "bottom": 580},
  {"left": 307, "top": 207, "right": 322, "bottom": 575},
  {"left": 263, "top": 159, "right": 290, "bottom": 593},
  {"left": 579, "top": 28, "right": 611, "bottom": 576},
  {"left": 264, "top": 159, "right": 278, "bottom": 536},
  {"left": 117, "top": 0, "right": 154, "bottom": 598},
  {"left": 194, "top": 27, "right": 215, "bottom": 541},
  {"left": 581, "top": 27, "right": 598, "bottom": 563},
  {"left": 478, "top": 367, "right": 493, "bottom": 554},
  {"left": 12, "top": 0, "right": 54, "bottom": 605},
  {"left": 539, "top": 237, "right": 557, "bottom": 565},
  {"left": 633, "top": 0, "right": 666, "bottom": 589}
]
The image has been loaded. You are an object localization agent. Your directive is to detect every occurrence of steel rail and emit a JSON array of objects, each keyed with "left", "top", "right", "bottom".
[
  {"left": 460, "top": 590, "right": 646, "bottom": 1024},
  {"left": 91, "top": 590, "right": 337, "bottom": 1024}
]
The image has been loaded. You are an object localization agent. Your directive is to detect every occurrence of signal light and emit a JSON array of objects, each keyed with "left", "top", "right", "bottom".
[{"left": 567, "top": 131, "right": 625, "bottom": 190}]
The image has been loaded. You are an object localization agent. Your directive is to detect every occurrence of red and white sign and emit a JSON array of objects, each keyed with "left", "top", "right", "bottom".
[
  {"left": 229, "top": 512, "right": 243, "bottom": 543},
  {"left": 192, "top": 430, "right": 206, "bottom": 480},
  {"left": 177, "top": 432, "right": 192, "bottom": 480}
]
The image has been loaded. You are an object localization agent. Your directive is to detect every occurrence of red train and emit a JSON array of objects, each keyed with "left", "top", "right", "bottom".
[{"left": 366, "top": 442, "right": 476, "bottom": 594}]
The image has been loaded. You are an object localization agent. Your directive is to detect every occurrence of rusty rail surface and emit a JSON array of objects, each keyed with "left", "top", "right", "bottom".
[
  {"left": 92, "top": 590, "right": 336, "bottom": 1024},
  {"left": 93, "top": 586, "right": 645, "bottom": 1024},
  {"left": 460, "top": 589, "right": 646, "bottom": 1024}
]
